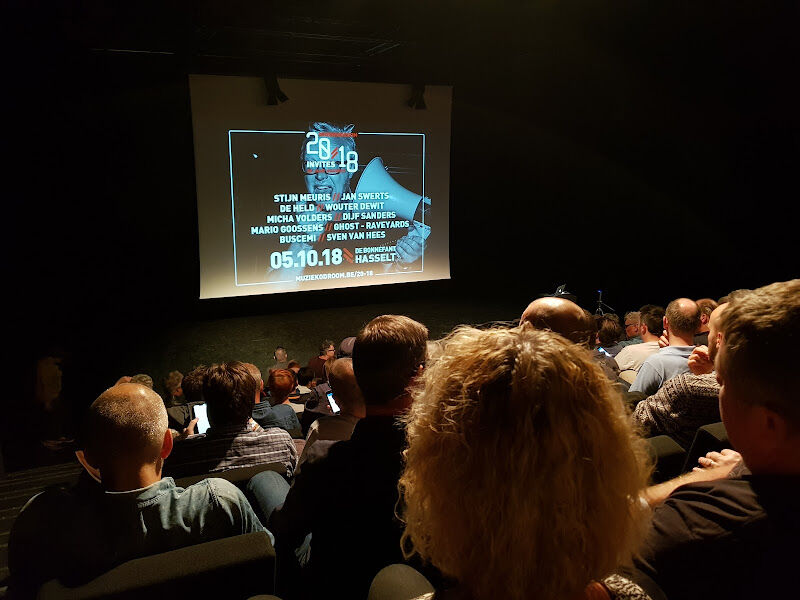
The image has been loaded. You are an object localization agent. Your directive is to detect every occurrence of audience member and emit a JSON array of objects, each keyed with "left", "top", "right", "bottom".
[
  {"left": 520, "top": 296, "right": 592, "bottom": 343},
  {"left": 586, "top": 310, "right": 621, "bottom": 379},
  {"left": 605, "top": 311, "right": 643, "bottom": 357},
  {"left": 520, "top": 297, "right": 619, "bottom": 379},
  {"left": 693, "top": 298, "right": 718, "bottom": 345},
  {"left": 299, "top": 357, "right": 365, "bottom": 465},
  {"left": 165, "top": 365, "right": 204, "bottom": 432},
  {"left": 249, "top": 315, "right": 428, "bottom": 599},
  {"left": 400, "top": 324, "right": 651, "bottom": 600},
  {"left": 615, "top": 306, "right": 664, "bottom": 376},
  {"left": 623, "top": 311, "right": 644, "bottom": 344},
  {"left": 266, "top": 369, "right": 303, "bottom": 437},
  {"left": 246, "top": 362, "right": 281, "bottom": 430},
  {"left": 269, "top": 346, "right": 289, "bottom": 372},
  {"left": 164, "top": 361, "right": 297, "bottom": 478},
  {"left": 129, "top": 373, "right": 154, "bottom": 388},
  {"left": 629, "top": 298, "right": 699, "bottom": 395},
  {"left": 631, "top": 303, "right": 727, "bottom": 447},
  {"left": 8, "top": 383, "right": 266, "bottom": 598},
  {"left": 286, "top": 360, "right": 301, "bottom": 375},
  {"left": 163, "top": 370, "right": 183, "bottom": 405},
  {"left": 629, "top": 279, "right": 800, "bottom": 600},
  {"left": 336, "top": 336, "right": 356, "bottom": 358},
  {"left": 181, "top": 366, "right": 204, "bottom": 403},
  {"left": 307, "top": 340, "right": 335, "bottom": 380},
  {"left": 296, "top": 366, "right": 315, "bottom": 394},
  {"left": 596, "top": 314, "right": 625, "bottom": 351}
]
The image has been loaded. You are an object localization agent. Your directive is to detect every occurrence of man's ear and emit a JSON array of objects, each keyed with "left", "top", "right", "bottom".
[
  {"left": 160, "top": 429, "right": 173, "bottom": 460},
  {"left": 663, "top": 316, "right": 670, "bottom": 333},
  {"left": 763, "top": 406, "right": 789, "bottom": 442},
  {"left": 76, "top": 449, "right": 102, "bottom": 483}
]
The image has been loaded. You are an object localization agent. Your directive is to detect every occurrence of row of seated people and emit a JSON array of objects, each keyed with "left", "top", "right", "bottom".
[
  {"left": 8, "top": 279, "right": 799, "bottom": 599},
  {"left": 137, "top": 338, "right": 347, "bottom": 438},
  {"left": 523, "top": 293, "right": 738, "bottom": 449}
]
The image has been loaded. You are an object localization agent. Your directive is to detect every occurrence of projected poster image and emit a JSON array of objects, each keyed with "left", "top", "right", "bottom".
[
  {"left": 190, "top": 76, "right": 451, "bottom": 299},
  {"left": 231, "top": 124, "right": 430, "bottom": 286}
]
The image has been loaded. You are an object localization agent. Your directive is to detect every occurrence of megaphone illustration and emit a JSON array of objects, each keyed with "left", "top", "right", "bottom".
[{"left": 355, "top": 157, "right": 431, "bottom": 240}]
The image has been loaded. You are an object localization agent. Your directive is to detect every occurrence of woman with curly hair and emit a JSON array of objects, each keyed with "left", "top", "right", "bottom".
[{"left": 398, "top": 324, "right": 652, "bottom": 600}]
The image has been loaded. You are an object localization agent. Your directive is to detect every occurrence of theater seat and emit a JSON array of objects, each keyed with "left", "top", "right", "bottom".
[
  {"left": 173, "top": 462, "right": 288, "bottom": 490},
  {"left": 645, "top": 435, "right": 686, "bottom": 483},
  {"left": 682, "top": 422, "right": 730, "bottom": 473},
  {"left": 368, "top": 564, "right": 435, "bottom": 600},
  {"left": 38, "top": 531, "right": 276, "bottom": 600}
]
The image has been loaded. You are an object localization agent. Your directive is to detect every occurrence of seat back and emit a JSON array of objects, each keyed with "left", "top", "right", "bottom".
[
  {"left": 38, "top": 531, "right": 275, "bottom": 600},
  {"left": 646, "top": 435, "right": 686, "bottom": 483},
  {"left": 682, "top": 422, "right": 729, "bottom": 473},
  {"left": 173, "top": 462, "right": 288, "bottom": 491},
  {"left": 368, "top": 564, "right": 435, "bottom": 600}
]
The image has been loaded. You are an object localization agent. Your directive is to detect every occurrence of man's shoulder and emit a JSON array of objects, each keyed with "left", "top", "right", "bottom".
[
  {"left": 615, "top": 344, "right": 634, "bottom": 358},
  {"left": 293, "top": 440, "right": 343, "bottom": 479},
  {"left": 656, "top": 474, "right": 800, "bottom": 543},
  {"left": 668, "top": 372, "right": 720, "bottom": 394},
  {"left": 240, "top": 424, "right": 292, "bottom": 440},
  {"left": 179, "top": 475, "right": 237, "bottom": 494},
  {"left": 180, "top": 476, "right": 249, "bottom": 506},
  {"left": 661, "top": 345, "right": 694, "bottom": 358},
  {"left": 305, "top": 439, "right": 340, "bottom": 463},
  {"left": 636, "top": 474, "right": 800, "bottom": 600},
  {"left": 273, "top": 404, "right": 295, "bottom": 417},
  {"left": 640, "top": 351, "right": 662, "bottom": 366},
  {"left": 663, "top": 476, "right": 765, "bottom": 522}
]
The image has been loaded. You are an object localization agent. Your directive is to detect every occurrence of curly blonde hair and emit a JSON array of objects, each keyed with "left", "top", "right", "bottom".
[{"left": 399, "top": 324, "right": 652, "bottom": 600}]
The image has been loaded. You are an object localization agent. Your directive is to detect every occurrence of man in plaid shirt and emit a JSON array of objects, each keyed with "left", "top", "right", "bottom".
[{"left": 164, "top": 362, "right": 297, "bottom": 479}]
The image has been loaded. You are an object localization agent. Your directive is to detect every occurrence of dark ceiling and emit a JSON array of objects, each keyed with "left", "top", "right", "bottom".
[{"left": 10, "top": 0, "right": 462, "bottom": 83}]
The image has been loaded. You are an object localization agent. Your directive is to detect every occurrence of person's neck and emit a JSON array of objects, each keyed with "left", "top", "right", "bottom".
[
  {"left": 698, "top": 324, "right": 710, "bottom": 333},
  {"left": 667, "top": 331, "right": 694, "bottom": 346},
  {"left": 641, "top": 332, "right": 659, "bottom": 343},
  {"left": 365, "top": 393, "right": 412, "bottom": 417},
  {"left": 102, "top": 463, "right": 162, "bottom": 492}
]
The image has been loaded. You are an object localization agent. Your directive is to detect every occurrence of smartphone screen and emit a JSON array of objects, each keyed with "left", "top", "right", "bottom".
[
  {"left": 192, "top": 403, "right": 211, "bottom": 434},
  {"left": 327, "top": 391, "right": 341, "bottom": 415}
]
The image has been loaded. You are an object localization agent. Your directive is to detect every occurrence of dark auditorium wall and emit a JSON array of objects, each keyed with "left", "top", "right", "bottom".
[{"left": 4, "top": 2, "right": 797, "bottom": 466}]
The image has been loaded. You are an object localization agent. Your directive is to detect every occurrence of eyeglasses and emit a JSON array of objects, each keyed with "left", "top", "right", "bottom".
[{"left": 625, "top": 323, "right": 638, "bottom": 329}]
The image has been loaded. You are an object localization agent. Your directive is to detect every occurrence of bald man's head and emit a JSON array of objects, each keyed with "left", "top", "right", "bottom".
[
  {"left": 665, "top": 298, "right": 701, "bottom": 339},
  {"left": 328, "top": 358, "right": 365, "bottom": 417},
  {"left": 84, "top": 383, "right": 169, "bottom": 473},
  {"left": 242, "top": 362, "right": 263, "bottom": 392},
  {"left": 520, "top": 297, "right": 593, "bottom": 346}
]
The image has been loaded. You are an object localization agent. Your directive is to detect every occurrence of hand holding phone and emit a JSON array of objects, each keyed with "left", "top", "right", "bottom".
[
  {"left": 192, "top": 403, "right": 211, "bottom": 434},
  {"left": 327, "top": 391, "right": 341, "bottom": 415}
]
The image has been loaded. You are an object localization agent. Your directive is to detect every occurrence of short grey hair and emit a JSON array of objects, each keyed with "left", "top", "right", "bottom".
[{"left": 624, "top": 312, "right": 641, "bottom": 326}]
